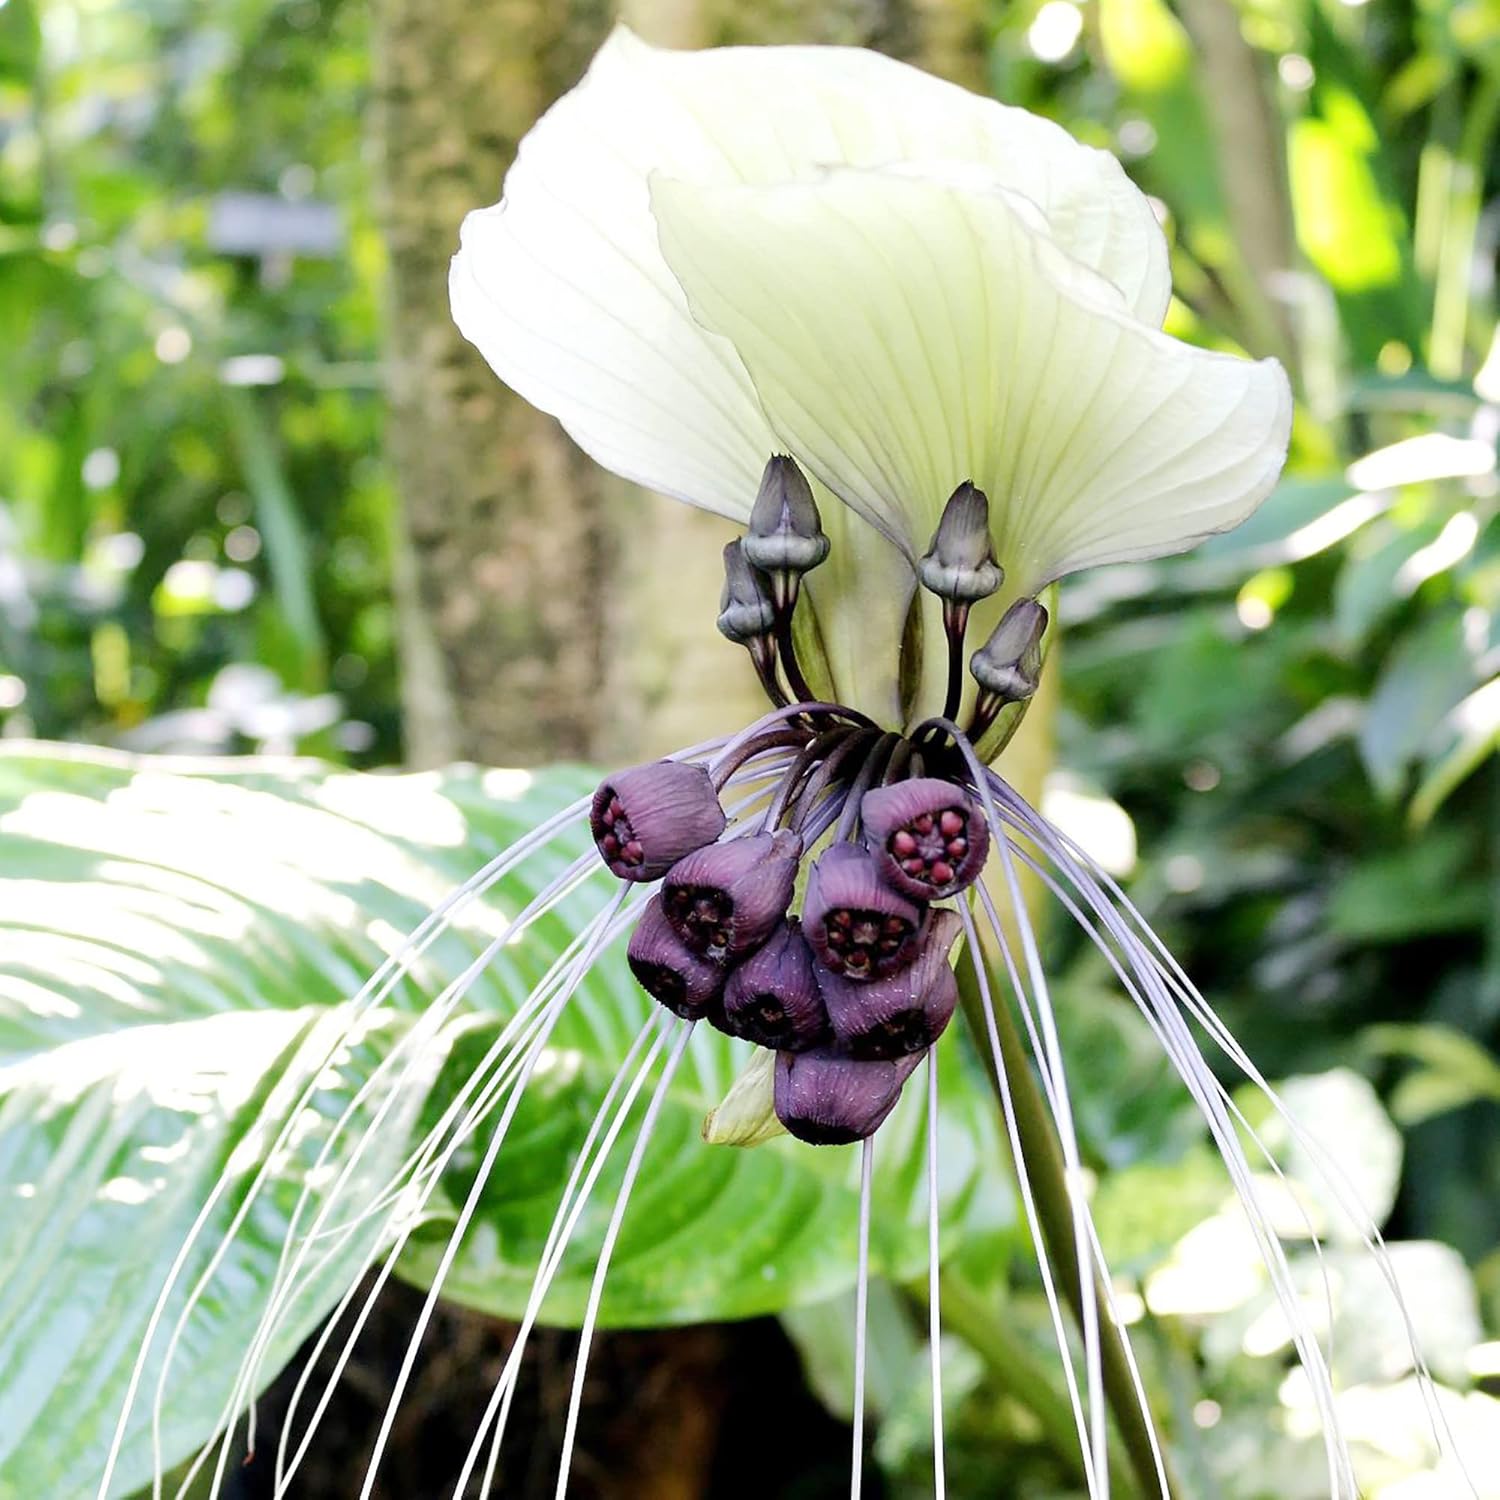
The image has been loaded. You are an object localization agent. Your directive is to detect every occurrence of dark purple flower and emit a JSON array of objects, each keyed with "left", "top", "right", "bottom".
[
  {"left": 626, "top": 895, "right": 726, "bottom": 1020},
  {"left": 773, "top": 1047, "right": 923, "bottom": 1145},
  {"left": 662, "top": 829, "right": 802, "bottom": 961},
  {"left": 722, "top": 919, "right": 827, "bottom": 1051},
  {"left": 591, "top": 760, "right": 726, "bottom": 881},
  {"left": 818, "top": 909, "right": 962, "bottom": 1059},
  {"left": 860, "top": 778, "right": 990, "bottom": 900},
  {"left": 802, "top": 842, "right": 924, "bottom": 982}
]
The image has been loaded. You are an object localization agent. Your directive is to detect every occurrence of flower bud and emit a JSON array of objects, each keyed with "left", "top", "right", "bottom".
[
  {"left": 918, "top": 482, "right": 1003, "bottom": 604},
  {"left": 860, "top": 777, "right": 989, "bottom": 900},
  {"left": 722, "top": 919, "right": 827, "bottom": 1052},
  {"left": 970, "top": 598, "right": 1048, "bottom": 702},
  {"left": 818, "top": 909, "right": 962, "bottom": 1059},
  {"left": 591, "top": 760, "right": 728, "bottom": 881},
  {"left": 702, "top": 1048, "right": 786, "bottom": 1147},
  {"left": 717, "top": 539, "right": 777, "bottom": 645},
  {"left": 802, "top": 842, "right": 924, "bottom": 982},
  {"left": 742, "top": 455, "right": 830, "bottom": 578},
  {"left": 627, "top": 895, "right": 727, "bottom": 1020},
  {"left": 773, "top": 1046, "right": 922, "bottom": 1145},
  {"left": 662, "top": 829, "right": 802, "bottom": 961}
]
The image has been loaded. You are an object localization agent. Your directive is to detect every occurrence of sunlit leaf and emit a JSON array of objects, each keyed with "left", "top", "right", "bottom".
[{"left": 0, "top": 744, "right": 1004, "bottom": 1495}]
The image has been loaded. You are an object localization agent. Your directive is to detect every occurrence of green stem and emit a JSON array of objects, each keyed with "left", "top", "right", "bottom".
[
  {"left": 956, "top": 946, "right": 1174, "bottom": 1499},
  {"left": 939, "top": 1271, "right": 1142, "bottom": 1498},
  {"left": 1431, "top": 70, "right": 1500, "bottom": 378}
]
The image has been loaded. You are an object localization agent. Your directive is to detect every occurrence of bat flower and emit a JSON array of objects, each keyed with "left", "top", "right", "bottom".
[
  {"left": 111, "top": 31, "right": 1462, "bottom": 1500},
  {"left": 450, "top": 24, "right": 1293, "bottom": 737}
]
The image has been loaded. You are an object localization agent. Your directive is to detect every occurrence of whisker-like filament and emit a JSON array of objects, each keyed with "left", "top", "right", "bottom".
[
  {"left": 552, "top": 1018, "right": 695, "bottom": 1500},
  {"left": 850, "top": 1134, "right": 874, "bottom": 1500},
  {"left": 977, "top": 836, "right": 1109, "bottom": 1492},
  {"left": 956, "top": 899, "right": 1102, "bottom": 1496},
  {"left": 263, "top": 961, "right": 591, "bottom": 1498},
  {"left": 459, "top": 1014, "right": 666, "bottom": 1500},
  {"left": 973, "top": 767, "right": 1473, "bottom": 1496},
  {"left": 182, "top": 860, "right": 629, "bottom": 1499},
  {"left": 926, "top": 1051, "right": 946, "bottom": 1500},
  {"left": 102, "top": 795, "right": 607, "bottom": 1500},
  {"left": 995, "top": 779, "right": 1477, "bottom": 1493},
  {"left": 324, "top": 886, "right": 637, "bottom": 1500},
  {"left": 166, "top": 739, "right": 785, "bottom": 1499}
]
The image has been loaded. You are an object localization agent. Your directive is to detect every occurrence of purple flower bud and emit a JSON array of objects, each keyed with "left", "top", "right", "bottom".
[
  {"left": 717, "top": 539, "right": 777, "bottom": 645},
  {"left": 918, "top": 482, "right": 1002, "bottom": 604},
  {"left": 860, "top": 778, "right": 990, "bottom": 900},
  {"left": 591, "top": 760, "right": 727, "bottom": 882},
  {"left": 662, "top": 829, "right": 802, "bottom": 961},
  {"left": 818, "top": 909, "right": 962, "bottom": 1059},
  {"left": 970, "top": 598, "right": 1048, "bottom": 703},
  {"left": 773, "top": 1046, "right": 923, "bottom": 1145},
  {"left": 722, "top": 919, "right": 827, "bottom": 1051},
  {"left": 743, "top": 455, "right": 830, "bottom": 577},
  {"left": 626, "top": 895, "right": 726, "bottom": 1020},
  {"left": 802, "top": 842, "right": 924, "bottom": 982}
]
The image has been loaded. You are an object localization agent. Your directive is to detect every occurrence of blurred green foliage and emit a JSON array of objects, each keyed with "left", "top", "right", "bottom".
[
  {"left": 3, "top": 0, "right": 1500, "bottom": 1496},
  {"left": 0, "top": 0, "right": 396, "bottom": 759}
]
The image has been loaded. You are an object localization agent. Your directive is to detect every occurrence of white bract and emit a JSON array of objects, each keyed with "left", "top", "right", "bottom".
[{"left": 450, "top": 26, "right": 1293, "bottom": 725}]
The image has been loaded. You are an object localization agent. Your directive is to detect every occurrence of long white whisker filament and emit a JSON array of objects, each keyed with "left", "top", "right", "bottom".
[
  {"left": 254, "top": 760, "right": 774, "bottom": 1496},
  {"left": 981, "top": 855, "right": 1108, "bottom": 1492},
  {"left": 216, "top": 962, "right": 573, "bottom": 1500},
  {"left": 191, "top": 851, "right": 605, "bottom": 1486},
  {"left": 105, "top": 795, "right": 602, "bottom": 1500},
  {"left": 294, "top": 886, "right": 636, "bottom": 1500},
  {"left": 1071, "top": 835, "right": 1466, "bottom": 1480},
  {"left": 850, "top": 1134, "right": 874, "bottom": 1500},
  {"left": 926, "top": 1050, "right": 946, "bottom": 1500},
  {"left": 552, "top": 1018, "right": 694, "bottom": 1499},
  {"left": 182, "top": 865, "right": 631, "bottom": 1500},
  {"left": 982, "top": 771, "right": 1366, "bottom": 1497},
  {"left": 956, "top": 899, "right": 1100, "bottom": 1496},
  {"left": 974, "top": 871, "right": 1170, "bottom": 1495},
  {"left": 455, "top": 1016, "right": 665, "bottom": 1500},
  {"left": 262, "top": 965, "right": 578, "bottom": 1497}
]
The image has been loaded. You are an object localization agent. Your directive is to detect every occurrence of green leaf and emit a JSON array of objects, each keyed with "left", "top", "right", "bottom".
[
  {"left": 1364, "top": 1022, "right": 1500, "bottom": 1125},
  {"left": 1327, "top": 828, "right": 1489, "bottom": 941},
  {"left": 224, "top": 387, "right": 327, "bottom": 690},
  {"left": 1409, "top": 676, "right": 1500, "bottom": 826},
  {"left": 402, "top": 1008, "right": 1010, "bottom": 1326},
  {"left": 1359, "top": 609, "right": 1479, "bottom": 799},
  {"left": 0, "top": 744, "right": 1006, "bottom": 1495}
]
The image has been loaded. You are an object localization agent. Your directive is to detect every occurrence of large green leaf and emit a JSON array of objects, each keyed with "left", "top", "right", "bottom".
[{"left": 0, "top": 744, "right": 1006, "bottom": 1497}]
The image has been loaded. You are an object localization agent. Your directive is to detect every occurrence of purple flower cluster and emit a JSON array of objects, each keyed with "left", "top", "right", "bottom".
[{"left": 591, "top": 761, "right": 990, "bottom": 1145}]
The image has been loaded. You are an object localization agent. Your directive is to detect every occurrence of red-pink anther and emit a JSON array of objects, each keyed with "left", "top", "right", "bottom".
[
  {"left": 661, "top": 829, "right": 802, "bottom": 961},
  {"left": 802, "top": 842, "right": 924, "bottom": 982},
  {"left": 816, "top": 909, "right": 962, "bottom": 1059},
  {"left": 860, "top": 777, "right": 989, "bottom": 900},
  {"left": 590, "top": 760, "right": 726, "bottom": 881}
]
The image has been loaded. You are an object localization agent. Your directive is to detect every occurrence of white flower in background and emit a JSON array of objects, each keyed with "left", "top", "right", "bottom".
[{"left": 451, "top": 26, "right": 1292, "bottom": 724}]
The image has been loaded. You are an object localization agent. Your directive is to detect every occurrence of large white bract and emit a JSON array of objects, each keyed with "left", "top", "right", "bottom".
[{"left": 450, "top": 25, "right": 1293, "bottom": 723}]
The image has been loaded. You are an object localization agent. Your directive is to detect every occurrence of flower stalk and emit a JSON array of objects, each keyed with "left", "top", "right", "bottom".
[
  {"left": 937, "top": 1271, "right": 1142, "bottom": 1499},
  {"left": 955, "top": 943, "right": 1177, "bottom": 1499}
]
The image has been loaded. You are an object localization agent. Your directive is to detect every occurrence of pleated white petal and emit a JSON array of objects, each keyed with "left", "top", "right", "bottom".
[
  {"left": 650, "top": 166, "right": 1293, "bottom": 591},
  {"left": 449, "top": 25, "right": 1171, "bottom": 525}
]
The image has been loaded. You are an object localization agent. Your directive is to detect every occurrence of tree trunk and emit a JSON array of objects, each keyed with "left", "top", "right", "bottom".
[{"left": 371, "top": 2, "right": 995, "bottom": 1496}]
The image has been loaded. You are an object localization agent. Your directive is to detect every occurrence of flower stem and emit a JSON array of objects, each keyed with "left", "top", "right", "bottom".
[
  {"left": 955, "top": 947, "right": 1174, "bottom": 1499},
  {"left": 937, "top": 1271, "right": 1140, "bottom": 1499}
]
